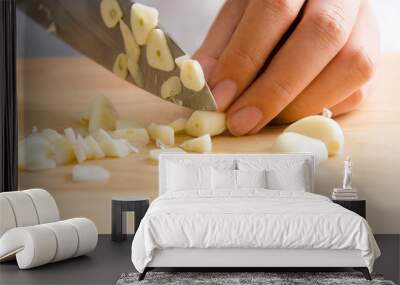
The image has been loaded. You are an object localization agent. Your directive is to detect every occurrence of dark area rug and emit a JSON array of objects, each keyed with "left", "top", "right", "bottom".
[{"left": 116, "top": 272, "right": 396, "bottom": 285}]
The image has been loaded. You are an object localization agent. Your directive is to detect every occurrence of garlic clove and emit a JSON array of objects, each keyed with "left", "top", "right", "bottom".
[
  {"left": 100, "top": 0, "right": 123, "bottom": 28},
  {"left": 169, "top": 118, "right": 187, "bottom": 134},
  {"left": 180, "top": 134, "right": 212, "bottom": 153},
  {"left": 284, "top": 115, "right": 344, "bottom": 156},
  {"left": 130, "top": 3, "right": 159, "bottom": 45},
  {"left": 113, "top": 53, "right": 128, "bottom": 80},
  {"left": 161, "top": 76, "right": 182, "bottom": 99},
  {"left": 185, "top": 111, "right": 226, "bottom": 137},
  {"left": 147, "top": 123, "right": 175, "bottom": 146},
  {"left": 180, "top": 59, "right": 205, "bottom": 91},
  {"left": 271, "top": 132, "right": 328, "bottom": 165},
  {"left": 146, "top": 29, "right": 175, "bottom": 72}
]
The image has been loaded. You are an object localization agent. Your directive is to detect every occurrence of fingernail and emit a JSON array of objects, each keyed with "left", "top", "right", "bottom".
[
  {"left": 228, "top": 106, "right": 263, "bottom": 136},
  {"left": 212, "top": 80, "right": 237, "bottom": 111}
]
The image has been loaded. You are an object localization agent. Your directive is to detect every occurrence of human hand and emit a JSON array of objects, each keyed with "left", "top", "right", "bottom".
[{"left": 194, "top": 0, "right": 380, "bottom": 136}]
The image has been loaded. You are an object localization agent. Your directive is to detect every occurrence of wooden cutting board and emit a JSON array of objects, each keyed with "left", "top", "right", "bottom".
[{"left": 17, "top": 55, "right": 400, "bottom": 234}]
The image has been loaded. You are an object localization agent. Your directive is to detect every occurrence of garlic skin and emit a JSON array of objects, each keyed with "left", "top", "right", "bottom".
[
  {"left": 284, "top": 115, "right": 344, "bottom": 156},
  {"left": 185, "top": 111, "right": 226, "bottom": 137},
  {"left": 271, "top": 132, "right": 328, "bottom": 165}
]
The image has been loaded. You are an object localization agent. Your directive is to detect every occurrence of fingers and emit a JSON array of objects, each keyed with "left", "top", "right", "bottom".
[
  {"left": 274, "top": 1, "right": 380, "bottom": 123},
  {"left": 330, "top": 88, "right": 367, "bottom": 116},
  {"left": 226, "top": 0, "right": 361, "bottom": 136},
  {"left": 193, "top": 0, "right": 249, "bottom": 80},
  {"left": 209, "top": 0, "right": 305, "bottom": 111}
]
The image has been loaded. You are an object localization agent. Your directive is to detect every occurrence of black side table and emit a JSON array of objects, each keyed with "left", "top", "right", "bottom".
[
  {"left": 112, "top": 197, "right": 149, "bottom": 242},
  {"left": 332, "top": 199, "right": 366, "bottom": 219}
]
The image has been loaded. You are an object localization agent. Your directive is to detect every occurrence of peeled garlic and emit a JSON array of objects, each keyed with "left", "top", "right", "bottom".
[
  {"left": 113, "top": 128, "right": 150, "bottom": 146},
  {"left": 40, "top": 128, "right": 63, "bottom": 143},
  {"left": 113, "top": 53, "right": 128, "bottom": 79},
  {"left": 100, "top": 0, "right": 123, "bottom": 28},
  {"left": 146, "top": 29, "right": 175, "bottom": 72},
  {"left": 130, "top": 3, "right": 159, "bottom": 45},
  {"left": 85, "top": 135, "right": 105, "bottom": 159},
  {"left": 77, "top": 135, "right": 94, "bottom": 160},
  {"left": 284, "top": 115, "right": 344, "bottom": 156},
  {"left": 40, "top": 129, "right": 75, "bottom": 165},
  {"left": 87, "top": 95, "right": 118, "bottom": 133},
  {"left": 52, "top": 137, "right": 75, "bottom": 165},
  {"left": 147, "top": 123, "right": 175, "bottom": 146},
  {"left": 95, "top": 129, "right": 131, "bottom": 158},
  {"left": 70, "top": 137, "right": 87, "bottom": 163},
  {"left": 175, "top": 55, "right": 190, "bottom": 68},
  {"left": 18, "top": 135, "right": 56, "bottom": 171},
  {"left": 116, "top": 119, "right": 141, "bottom": 130},
  {"left": 118, "top": 139, "right": 139, "bottom": 153},
  {"left": 180, "top": 59, "right": 205, "bottom": 91},
  {"left": 181, "top": 134, "right": 212, "bottom": 153},
  {"left": 185, "top": 111, "right": 226, "bottom": 137},
  {"left": 127, "top": 56, "right": 144, "bottom": 87},
  {"left": 79, "top": 117, "right": 89, "bottom": 128},
  {"left": 149, "top": 147, "right": 185, "bottom": 161},
  {"left": 120, "top": 20, "right": 140, "bottom": 63},
  {"left": 169, "top": 118, "right": 187, "bottom": 134},
  {"left": 271, "top": 132, "right": 328, "bottom": 165},
  {"left": 72, "top": 165, "right": 110, "bottom": 182},
  {"left": 161, "top": 76, "right": 182, "bottom": 99},
  {"left": 64, "top": 128, "right": 77, "bottom": 144}
]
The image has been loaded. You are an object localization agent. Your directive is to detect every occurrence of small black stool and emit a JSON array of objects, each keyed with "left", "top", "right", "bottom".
[{"left": 111, "top": 197, "right": 149, "bottom": 242}]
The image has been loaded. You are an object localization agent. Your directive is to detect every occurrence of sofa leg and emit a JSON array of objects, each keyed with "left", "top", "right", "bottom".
[
  {"left": 354, "top": 267, "right": 371, "bottom": 280},
  {"left": 138, "top": 268, "right": 147, "bottom": 281}
]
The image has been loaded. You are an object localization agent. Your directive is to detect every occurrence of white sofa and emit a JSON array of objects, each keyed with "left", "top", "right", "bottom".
[{"left": 0, "top": 189, "right": 98, "bottom": 269}]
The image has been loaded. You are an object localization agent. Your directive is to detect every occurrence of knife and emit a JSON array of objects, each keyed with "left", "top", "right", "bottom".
[{"left": 16, "top": 0, "right": 217, "bottom": 111}]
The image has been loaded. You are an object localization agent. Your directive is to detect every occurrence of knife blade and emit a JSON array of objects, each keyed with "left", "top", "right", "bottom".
[{"left": 16, "top": 0, "right": 217, "bottom": 111}]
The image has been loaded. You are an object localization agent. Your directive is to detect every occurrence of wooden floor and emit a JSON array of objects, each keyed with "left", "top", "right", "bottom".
[{"left": 0, "top": 235, "right": 398, "bottom": 285}]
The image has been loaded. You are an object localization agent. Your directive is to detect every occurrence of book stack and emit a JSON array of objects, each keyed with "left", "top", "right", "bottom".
[{"left": 332, "top": 188, "right": 359, "bottom": 200}]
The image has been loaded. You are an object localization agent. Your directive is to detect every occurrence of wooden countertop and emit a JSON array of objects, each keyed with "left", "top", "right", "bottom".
[{"left": 16, "top": 54, "right": 400, "bottom": 234}]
